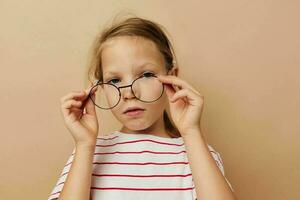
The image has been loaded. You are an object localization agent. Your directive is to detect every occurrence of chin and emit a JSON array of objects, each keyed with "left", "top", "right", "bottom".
[
  {"left": 124, "top": 113, "right": 158, "bottom": 130},
  {"left": 124, "top": 119, "right": 149, "bottom": 130}
]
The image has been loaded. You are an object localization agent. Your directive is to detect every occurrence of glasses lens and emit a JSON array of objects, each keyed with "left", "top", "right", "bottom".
[
  {"left": 90, "top": 75, "right": 164, "bottom": 109},
  {"left": 132, "top": 75, "right": 164, "bottom": 102},
  {"left": 90, "top": 83, "right": 120, "bottom": 109}
]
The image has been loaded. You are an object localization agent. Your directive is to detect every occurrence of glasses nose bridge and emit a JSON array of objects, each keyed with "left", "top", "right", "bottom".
[
  {"left": 117, "top": 82, "right": 135, "bottom": 99},
  {"left": 118, "top": 82, "right": 133, "bottom": 91}
]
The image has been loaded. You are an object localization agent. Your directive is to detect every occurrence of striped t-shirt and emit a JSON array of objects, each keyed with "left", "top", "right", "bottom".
[{"left": 48, "top": 130, "right": 234, "bottom": 200}]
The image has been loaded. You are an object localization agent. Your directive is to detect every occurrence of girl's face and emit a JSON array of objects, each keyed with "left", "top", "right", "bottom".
[{"left": 101, "top": 36, "right": 177, "bottom": 135}]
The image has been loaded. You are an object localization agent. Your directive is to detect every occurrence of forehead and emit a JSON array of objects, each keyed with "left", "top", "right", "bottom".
[{"left": 101, "top": 36, "right": 165, "bottom": 75}]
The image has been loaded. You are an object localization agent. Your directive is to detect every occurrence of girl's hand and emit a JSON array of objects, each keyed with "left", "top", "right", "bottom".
[
  {"left": 60, "top": 82, "right": 99, "bottom": 147},
  {"left": 157, "top": 75, "right": 204, "bottom": 137}
]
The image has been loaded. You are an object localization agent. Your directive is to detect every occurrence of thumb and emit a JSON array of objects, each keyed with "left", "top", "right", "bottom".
[
  {"left": 164, "top": 84, "right": 176, "bottom": 102},
  {"left": 85, "top": 82, "right": 97, "bottom": 116}
]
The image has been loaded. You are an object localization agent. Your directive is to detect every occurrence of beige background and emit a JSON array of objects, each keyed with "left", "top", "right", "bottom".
[{"left": 1, "top": 0, "right": 299, "bottom": 199}]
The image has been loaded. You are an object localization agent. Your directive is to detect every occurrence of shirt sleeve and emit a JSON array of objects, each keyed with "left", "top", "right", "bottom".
[
  {"left": 192, "top": 144, "right": 235, "bottom": 199},
  {"left": 47, "top": 147, "right": 76, "bottom": 200},
  {"left": 207, "top": 144, "right": 234, "bottom": 192}
]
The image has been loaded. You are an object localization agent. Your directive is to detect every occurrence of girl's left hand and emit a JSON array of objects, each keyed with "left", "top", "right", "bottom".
[{"left": 157, "top": 74, "right": 204, "bottom": 137}]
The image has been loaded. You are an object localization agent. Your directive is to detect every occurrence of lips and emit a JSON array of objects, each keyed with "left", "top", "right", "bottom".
[{"left": 123, "top": 106, "right": 145, "bottom": 114}]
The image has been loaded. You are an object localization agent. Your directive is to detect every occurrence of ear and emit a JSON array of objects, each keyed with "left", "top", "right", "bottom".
[{"left": 167, "top": 66, "right": 179, "bottom": 76}]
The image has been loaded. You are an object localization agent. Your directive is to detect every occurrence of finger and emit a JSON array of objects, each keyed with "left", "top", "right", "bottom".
[
  {"left": 84, "top": 85, "right": 98, "bottom": 116},
  {"left": 84, "top": 91, "right": 96, "bottom": 115},
  {"left": 64, "top": 83, "right": 97, "bottom": 117},
  {"left": 81, "top": 84, "right": 98, "bottom": 106},
  {"left": 157, "top": 75, "right": 201, "bottom": 96},
  {"left": 82, "top": 82, "right": 98, "bottom": 98},
  {"left": 164, "top": 84, "right": 176, "bottom": 101},
  {"left": 69, "top": 107, "right": 83, "bottom": 113},
  {"left": 62, "top": 99, "right": 83, "bottom": 109},
  {"left": 170, "top": 88, "right": 199, "bottom": 106},
  {"left": 60, "top": 91, "right": 86, "bottom": 103},
  {"left": 69, "top": 107, "right": 84, "bottom": 118},
  {"left": 61, "top": 100, "right": 82, "bottom": 118},
  {"left": 173, "top": 85, "right": 182, "bottom": 93},
  {"left": 61, "top": 82, "right": 95, "bottom": 103},
  {"left": 85, "top": 84, "right": 98, "bottom": 96},
  {"left": 162, "top": 78, "right": 181, "bottom": 93}
]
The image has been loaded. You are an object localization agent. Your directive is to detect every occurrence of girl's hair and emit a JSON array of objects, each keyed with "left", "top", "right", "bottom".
[{"left": 87, "top": 14, "right": 181, "bottom": 138}]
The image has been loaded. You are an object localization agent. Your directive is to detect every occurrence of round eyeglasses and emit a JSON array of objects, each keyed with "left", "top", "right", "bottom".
[{"left": 88, "top": 70, "right": 170, "bottom": 110}]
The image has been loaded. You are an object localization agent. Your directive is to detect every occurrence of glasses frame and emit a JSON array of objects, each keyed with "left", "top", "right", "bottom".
[{"left": 88, "top": 69, "right": 171, "bottom": 110}]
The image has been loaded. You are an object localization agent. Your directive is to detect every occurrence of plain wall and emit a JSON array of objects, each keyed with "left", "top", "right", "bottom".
[{"left": 0, "top": 0, "right": 299, "bottom": 199}]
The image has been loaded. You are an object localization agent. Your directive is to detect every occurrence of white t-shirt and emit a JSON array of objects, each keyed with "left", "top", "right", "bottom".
[{"left": 48, "top": 130, "right": 234, "bottom": 200}]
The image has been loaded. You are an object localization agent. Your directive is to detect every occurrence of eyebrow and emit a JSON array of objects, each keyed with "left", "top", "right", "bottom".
[{"left": 103, "top": 63, "right": 159, "bottom": 77}]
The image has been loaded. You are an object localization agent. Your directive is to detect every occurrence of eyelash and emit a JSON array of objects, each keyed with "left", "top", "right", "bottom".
[{"left": 106, "top": 71, "right": 156, "bottom": 84}]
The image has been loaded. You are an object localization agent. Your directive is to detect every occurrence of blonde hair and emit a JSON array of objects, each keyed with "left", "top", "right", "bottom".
[{"left": 87, "top": 14, "right": 181, "bottom": 138}]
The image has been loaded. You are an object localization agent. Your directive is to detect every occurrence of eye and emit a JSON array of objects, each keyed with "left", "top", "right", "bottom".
[
  {"left": 107, "top": 78, "right": 119, "bottom": 84},
  {"left": 142, "top": 71, "right": 156, "bottom": 78},
  {"left": 106, "top": 71, "right": 156, "bottom": 84}
]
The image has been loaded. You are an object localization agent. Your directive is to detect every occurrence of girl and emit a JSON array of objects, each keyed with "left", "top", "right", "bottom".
[{"left": 48, "top": 16, "right": 236, "bottom": 200}]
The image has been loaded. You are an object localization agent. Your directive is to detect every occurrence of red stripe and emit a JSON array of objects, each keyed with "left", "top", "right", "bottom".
[
  {"left": 69, "top": 135, "right": 118, "bottom": 156},
  {"left": 90, "top": 186, "right": 195, "bottom": 191},
  {"left": 70, "top": 139, "right": 184, "bottom": 156},
  {"left": 92, "top": 161, "right": 189, "bottom": 165},
  {"left": 64, "top": 153, "right": 188, "bottom": 168},
  {"left": 72, "top": 150, "right": 186, "bottom": 156},
  {"left": 94, "top": 150, "right": 187, "bottom": 155},
  {"left": 91, "top": 173, "right": 192, "bottom": 178},
  {"left": 61, "top": 161, "right": 190, "bottom": 180},
  {"left": 56, "top": 173, "right": 192, "bottom": 186},
  {"left": 50, "top": 186, "right": 195, "bottom": 196},
  {"left": 96, "top": 139, "right": 184, "bottom": 147},
  {"left": 96, "top": 135, "right": 119, "bottom": 140}
]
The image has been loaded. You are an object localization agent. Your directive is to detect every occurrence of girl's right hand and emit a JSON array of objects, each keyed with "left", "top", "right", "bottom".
[{"left": 60, "top": 82, "right": 99, "bottom": 147}]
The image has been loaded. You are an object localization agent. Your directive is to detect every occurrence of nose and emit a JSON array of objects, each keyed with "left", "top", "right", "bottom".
[{"left": 120, "top": 84, "right": 135, "bottom": 100}]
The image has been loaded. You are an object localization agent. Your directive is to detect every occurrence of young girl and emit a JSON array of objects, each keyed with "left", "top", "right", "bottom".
[{"left": 48, "top": 16, "right": 236, "bottom": 200}]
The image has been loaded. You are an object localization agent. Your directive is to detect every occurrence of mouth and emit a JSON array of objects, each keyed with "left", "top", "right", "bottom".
[
  {"left": 123, "top": 107, "right": 145, "bottom": 117},
  {"left": 124, "top": 109, "right": 145, "bottom": 117}
]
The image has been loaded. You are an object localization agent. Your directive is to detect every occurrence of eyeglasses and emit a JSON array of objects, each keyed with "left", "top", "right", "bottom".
[{"left": 88, "top": 69, "right": 171, "bottom": 110}]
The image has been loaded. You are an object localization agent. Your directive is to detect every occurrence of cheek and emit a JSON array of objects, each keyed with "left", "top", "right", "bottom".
[
  {"left": 158, "top": 90, "right": 169, "bottom": 108},
  {"left": 144, "top": 95, "right": 168, "bottom": 116},
  {"left": 150, "top": 87, "right": 169, "bottom": 108}
]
